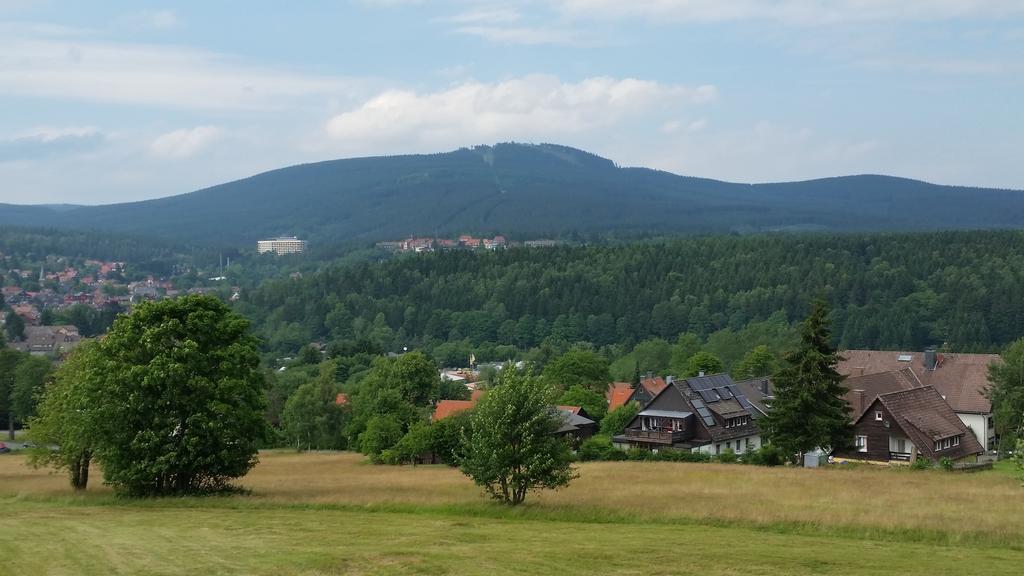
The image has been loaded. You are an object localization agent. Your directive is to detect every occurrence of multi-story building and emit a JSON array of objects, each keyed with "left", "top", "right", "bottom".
[{"left": 257, "top": 236, "right": 307, "bottom": 255}]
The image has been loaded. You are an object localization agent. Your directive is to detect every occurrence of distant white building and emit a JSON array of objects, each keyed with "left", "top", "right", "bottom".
[{"left": 257, "top": 236, "right": 307, "bottom": 255}]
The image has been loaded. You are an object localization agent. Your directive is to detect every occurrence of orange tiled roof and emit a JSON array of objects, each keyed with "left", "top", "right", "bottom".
[
  {"left": 606, "top": 382, "right": 634, "bottom": 411},
  {"left": 433, "top": 400, "right": 476, "bottom": 421}
]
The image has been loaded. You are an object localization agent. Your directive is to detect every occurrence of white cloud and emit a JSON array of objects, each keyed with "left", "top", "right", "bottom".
[
  {"left": 0, "top": 33, "right": 364, "bottom": 110},
  {"left": 150, "top": 126, "right": 223, "bottom": 159},
  {"left": 855, "top": 57, "right": 1007, "bottom": 76},
  {"left": 454, "top": 25, "right": 584, "bottom": 46},
  {"left": 0, "top": 126, "right": 105, "bottom": 161},
  {"left": 325, "top": 75, "right": 716, "bottom": 151},
  {"left": 660, "top": 118, "right": 707, "bottom": 134},
  {"left": 120, "top": 10, "right": 181, "bottom": 30},
  {"left": 637, "top": 121, "right": 884, "bottom": 183},
  {"left": 445, "top": 7, "right": 521, "bottom": 24},
  {"left": 554, "top": 0, "right": 1024, "bottom": 25}
]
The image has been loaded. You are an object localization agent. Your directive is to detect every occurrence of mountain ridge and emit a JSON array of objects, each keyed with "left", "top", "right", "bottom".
[{"left": 3, "top": 143, "right": 1022, "bottom": 246}]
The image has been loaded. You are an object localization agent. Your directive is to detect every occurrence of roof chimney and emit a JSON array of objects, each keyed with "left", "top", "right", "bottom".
[
  {"left": 760, "top": 378, "right": 769, "bottom": 396},
  {"left": 698, "top": 370, "right": 705, "bottom": 377},
  {"left": 924, "top": 348, "right": 937, "bottom": 371},
  {"left": 850, "top": 389, "right": 865, "bottom": 414}
]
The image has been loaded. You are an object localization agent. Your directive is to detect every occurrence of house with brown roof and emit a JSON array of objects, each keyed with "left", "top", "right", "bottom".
[
  {"left": 837, "top": 350, "right": 999, "bottom": 450},
  {"left": 833, "top": 386, "right": 984, "bottom": 465},
  {"left": 432, "top": 396, "right": 596, "bottom": 443},
  {"left": 615, "top": 374, "right": 767, "bottom": 456},
  {"left": 627, "top": 376, "right": 669, "bottom": 408},
  {"left": 8, "top": 325, "right": 81, "bottom": 356}
]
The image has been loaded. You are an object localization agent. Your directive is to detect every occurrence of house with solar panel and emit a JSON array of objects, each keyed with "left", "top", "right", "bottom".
[{"left": 613, "top": 373, "right": 768, "bottom": 455}]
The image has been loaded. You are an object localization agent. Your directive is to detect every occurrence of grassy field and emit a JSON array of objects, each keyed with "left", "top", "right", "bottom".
[{"left": 2, "top": 451, "right": 1022, "bottom": 575}]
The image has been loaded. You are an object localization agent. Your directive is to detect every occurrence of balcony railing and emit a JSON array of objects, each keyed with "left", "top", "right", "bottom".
[{"left": 624, "top": 429, "right": 686, "bottom": 445}]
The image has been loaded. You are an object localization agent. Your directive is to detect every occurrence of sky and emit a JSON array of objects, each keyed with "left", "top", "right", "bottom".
[{"left": 1, "top": 0, "right": 1023, "bottom": 205}]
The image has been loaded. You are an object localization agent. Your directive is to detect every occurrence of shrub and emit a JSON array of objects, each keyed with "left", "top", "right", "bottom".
[
  {"left": 742, "top": 444, "right": 786, "bottom": 467},
  {"left": 715, "top": 449, "right": 739, "bottom": 464},
  {"left": 939, "top": 457, "right": 955, "bottom": 471},
  {"left": 577, "top": 435, "right": 617, "bottom": 462},
  {"left": 430, "top": 410, "right": 472, "bottom": 466},
  {"left": 910, "top": 457, "right": 933, "bottom": 471},
  {"left": 600, "top": 402, "right": 640, "bottom": 436}
]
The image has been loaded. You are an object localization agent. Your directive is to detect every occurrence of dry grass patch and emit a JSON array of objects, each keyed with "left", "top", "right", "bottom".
[{"left": 3, "top": 450, "right": 1022, "bottom": 544}]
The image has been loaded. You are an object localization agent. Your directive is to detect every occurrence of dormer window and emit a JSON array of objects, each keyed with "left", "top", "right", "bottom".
[{"left": 934, "top": 436, "right": 959, "bottom": 451}]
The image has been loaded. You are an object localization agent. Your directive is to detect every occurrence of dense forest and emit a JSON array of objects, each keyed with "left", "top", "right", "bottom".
[
  {"left": 3, "top": 143, "right": 1024, "bottom": 246},
  {"left": 238, "top": 231, "right": 1024, "bottom": 367}
]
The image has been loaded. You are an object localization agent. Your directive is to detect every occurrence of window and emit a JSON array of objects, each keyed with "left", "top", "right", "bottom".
[
  {"left": 935, "top": 437, "right": 955, "bottom": 451},
  {"left": 855, "top": 435, "right": 868, "bottom": 452},
  {"left": 952, "top": 436, "right": 960, "bottom": 447},
  {"left": 874, "top": 411, "right": 883, "bottom": 421},
  {"left": 716, "top": 444, "right": 721, "bottom": 455}
]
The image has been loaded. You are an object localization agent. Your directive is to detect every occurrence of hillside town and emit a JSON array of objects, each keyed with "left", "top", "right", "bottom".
[
  {"left": 1, "top": 254, "right": 238, "bottom": 356},
  {"left": 376, "top": 234, "right": 562, "bottom": 253}
]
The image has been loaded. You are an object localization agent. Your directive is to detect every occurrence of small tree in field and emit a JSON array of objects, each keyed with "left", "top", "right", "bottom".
[
  {"left": 460, "top": 368, "right": 576, "bottom": 505},
  {"left": 28, "top": 343, "right": 104, "bottom": 490}
]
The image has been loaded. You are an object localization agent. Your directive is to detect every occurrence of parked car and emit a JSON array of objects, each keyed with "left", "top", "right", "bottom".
[{"left": 0, "top": 442, "right": 10, "bottom": 454}]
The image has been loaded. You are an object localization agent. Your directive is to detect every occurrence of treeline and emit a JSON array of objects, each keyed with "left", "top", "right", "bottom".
[
  {"left": 238, "top": 231, "right": 1024, "bottom": 360},
  {"left": 0, "top": 226, "right": 191, "bottom": 268}
]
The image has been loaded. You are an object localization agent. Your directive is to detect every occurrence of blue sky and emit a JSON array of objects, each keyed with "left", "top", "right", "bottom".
[{"left": 2, "top": 0, "right": 1022, "bottom": 204}]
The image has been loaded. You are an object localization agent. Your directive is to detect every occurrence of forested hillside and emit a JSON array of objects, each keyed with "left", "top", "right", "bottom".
[
  {"left": 3, "top": 143, "right": 1024, "bottom": 246},
  {"left": 237, "top": 231, "right": 1024, "bottom": 363}
]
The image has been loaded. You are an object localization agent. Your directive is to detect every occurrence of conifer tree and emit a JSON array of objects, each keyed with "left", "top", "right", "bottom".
[{"left": 759, "top": 300, "right": 851, "bottom": 460}]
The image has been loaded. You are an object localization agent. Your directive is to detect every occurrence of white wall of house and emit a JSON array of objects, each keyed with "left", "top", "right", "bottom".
[
  {"left": 957, "top": 413, "right": 992, "bottom": 450},
  {"left": 695, "top": 435, "right": 761, "bottom": 455}
]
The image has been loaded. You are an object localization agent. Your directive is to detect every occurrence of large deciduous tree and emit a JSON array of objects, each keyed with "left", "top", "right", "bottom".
[
  {"left": 542, "top": 348, "right": 611, "bottom": 394},
  {"left": 0, "top": 348, "right": 23, "bottom": 440},
  {"left": 281, "top": 361, "right": 348, "bottom": 450},
  {"left": 987, "top": 338, "right": 1024, "bottom": 454},
  {"left": 732, "top": 345, "right": 777, "bottom": 380},
  {"left": 684, "top": 351, "right": 724, "bottom": 377},
  {"left": 759, "top": 300, "right": 852, "bottom": 460},
  {"left": 13, "top": 354, "right": 52, "bottom": 424},
  {"left": 460, "top": 368, "right": 576, "bottom": 505},
  {"left": 32, "top": 295, "right": 267, "bottom": 496}
]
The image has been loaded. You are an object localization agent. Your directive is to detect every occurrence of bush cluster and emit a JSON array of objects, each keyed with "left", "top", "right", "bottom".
[{"left": 576, "top": 435, "right": 786, "bottom": 466}]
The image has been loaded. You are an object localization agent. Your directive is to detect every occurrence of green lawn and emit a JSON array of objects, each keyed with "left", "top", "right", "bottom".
[{"left": 3, "top": 498, "right": 1022, "bottom": 576}]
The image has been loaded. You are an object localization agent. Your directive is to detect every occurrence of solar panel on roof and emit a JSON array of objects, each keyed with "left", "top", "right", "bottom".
[
  {"left": 698, "top": 388, "right": 719, "bottom": 403},
  {"left": 737, "top": 397, "right": 753, "bottom": 410},
  {"left": 702, "top": 416, "right": 716, "bottom": 426},
  {"left": 691, "top": 398, "right": 704, "bottom": 408},
  {"left": 717, "top": 387, "right": 734, "bottom": 399}
]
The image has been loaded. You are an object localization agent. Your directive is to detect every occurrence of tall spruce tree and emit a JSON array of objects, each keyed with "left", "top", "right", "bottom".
[{"left": 759, "top": 300, "right": 852, "bottom": 460}]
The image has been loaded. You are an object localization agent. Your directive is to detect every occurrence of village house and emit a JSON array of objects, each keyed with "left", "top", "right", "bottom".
[
  {"left": 432, "top": 396, "right": 596, "bottom": 444},
  {"left": 832, "top": 386, "right": 984, "bottom": 465},
  {"left": 837, "top": 349, "right": 999, "bottom": 450},
  {"left": 615, "top": 373, "right": 766, "bottom": 456},
  {"left": 606, "top": 375, "right": 669, "bottom": 412},
  {"left": 8, "top": 325, "right": 82, "bottom": 356}
]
